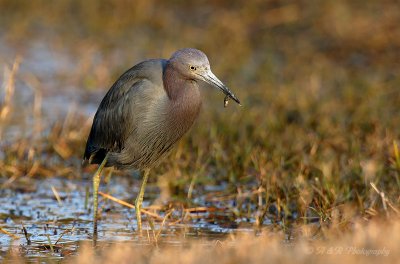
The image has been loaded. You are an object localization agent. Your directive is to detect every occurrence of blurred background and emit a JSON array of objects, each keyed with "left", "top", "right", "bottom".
[{"left": 0, "top": 0, "right": 400, "bottom": 260}]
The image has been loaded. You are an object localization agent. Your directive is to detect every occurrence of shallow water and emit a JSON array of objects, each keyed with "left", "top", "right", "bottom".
[{"left": 0, "top": 176, "right": 258, "bottom": 261}]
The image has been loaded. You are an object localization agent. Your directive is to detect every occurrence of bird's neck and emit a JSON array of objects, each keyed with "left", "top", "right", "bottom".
[
  {"left": 163, "top": 65, "right": 202, "bottom": 132},
  {"left": 163, "top": 65, "right": 187, "bottom": 100}
]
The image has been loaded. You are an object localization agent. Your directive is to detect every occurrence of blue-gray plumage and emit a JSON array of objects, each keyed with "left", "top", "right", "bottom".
[{"left": 83, "top": 48, "right": 240, "bottom": 238}]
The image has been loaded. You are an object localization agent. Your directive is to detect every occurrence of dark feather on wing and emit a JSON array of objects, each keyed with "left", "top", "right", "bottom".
[{"left": 83, "top": 66, "right": 144, "bottom": 165}]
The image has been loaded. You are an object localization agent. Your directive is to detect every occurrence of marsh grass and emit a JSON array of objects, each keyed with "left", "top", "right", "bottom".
[
  {"left": 0, "top": 0, "right": 399, "bottom": 262},
  {"left": 7, "top": 218, "right": 398, "bottom": 263}
]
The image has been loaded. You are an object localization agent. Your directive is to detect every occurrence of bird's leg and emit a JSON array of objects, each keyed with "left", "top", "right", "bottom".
[
  {"left": 135, "top": 169, "right": 150, "bottom": 235},
  {"left": 92, "top": 153, "right": 109, "bottom": 244},
  {"left": 104, "top": 167, "right": 114, "bottom": 184}
]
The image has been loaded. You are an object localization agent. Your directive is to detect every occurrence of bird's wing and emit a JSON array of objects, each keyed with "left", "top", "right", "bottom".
[{"left": 83, "top": 73, "right": 146, "bottom": 163}]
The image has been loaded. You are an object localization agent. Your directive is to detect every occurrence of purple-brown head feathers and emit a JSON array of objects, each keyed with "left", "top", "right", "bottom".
[{"left": 167, "top": 48, "right": 241, "bottom": 105}]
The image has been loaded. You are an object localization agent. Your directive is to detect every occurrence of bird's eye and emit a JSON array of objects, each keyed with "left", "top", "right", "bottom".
[{"left": 190, "top": 66, "right": 196, "bottom": 71}]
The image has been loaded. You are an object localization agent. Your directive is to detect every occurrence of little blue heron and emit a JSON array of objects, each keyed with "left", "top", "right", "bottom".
[{"left": 83, "top": 48, "right": 240, "bottom": 237}]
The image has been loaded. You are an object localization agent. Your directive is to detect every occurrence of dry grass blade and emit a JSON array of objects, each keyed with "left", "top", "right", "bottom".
[
  {"left": 0, "top": 56, "right": 21, "bottom": 140},
  {"left": 370, "top": 182, "right": 400, "bottom": 215},
  {"left": 51, "top": 186, "right": 63, "bottom": 205},
  {"left": 46, "top": 234, "right": 54, "bottom": 253},
  {"left": 156, "top": 210, "right": 173, "bottom": 239},
  {"left": 55, "top": 227, "right": 76, "bottom": 245},
  {"left": 98, "top": 191, "right": 164, "bottom": 220},
  {"left": 393, "top": 141, "right": 400, "bottom": 167},
  {"left": 1, "top": 174, "right": 19, "bottom": 188},
  {"left": 184, "top": 207, "right": 225, "bottom": 213},
  {"left": 0, "top": 56, "right": 21, "bottom": 121},
  {"left": 0, "top": 227, "right": 19, "bottom": 239}
]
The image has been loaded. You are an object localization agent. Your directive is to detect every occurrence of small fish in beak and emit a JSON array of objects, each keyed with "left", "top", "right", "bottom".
[{"left": 224, "top": 95, "right": 230, "bottom": 107}]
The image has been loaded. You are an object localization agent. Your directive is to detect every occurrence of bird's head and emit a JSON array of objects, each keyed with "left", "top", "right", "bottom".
[{"left": 168, "top": 48, "right": 241, "bottom": 105}]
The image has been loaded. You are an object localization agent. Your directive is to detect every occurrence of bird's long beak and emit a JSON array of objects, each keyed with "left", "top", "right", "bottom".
[{"left": 198, "top": 70, "right": 241, "bottom": 105}]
